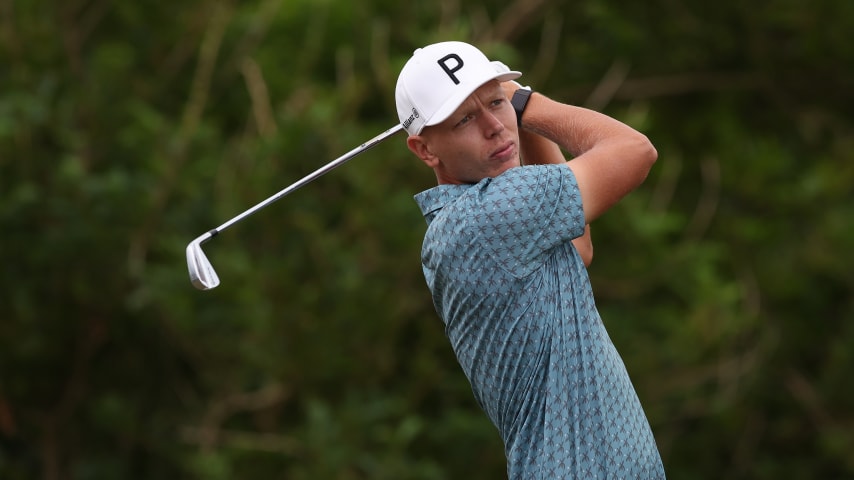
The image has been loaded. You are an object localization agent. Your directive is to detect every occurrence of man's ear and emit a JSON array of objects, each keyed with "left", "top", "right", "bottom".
[{"left": 406, "top": 136, "right": 440, "bottom": 168}]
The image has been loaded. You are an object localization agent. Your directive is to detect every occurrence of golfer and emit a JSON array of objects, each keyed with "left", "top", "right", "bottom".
[{"left": 396, "top": 41, "right": 666, "bottom": 478}]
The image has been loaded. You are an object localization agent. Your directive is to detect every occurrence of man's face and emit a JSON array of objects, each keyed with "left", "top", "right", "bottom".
[{"left": 408, "top": 80, "right": 520, "bottom": 184}]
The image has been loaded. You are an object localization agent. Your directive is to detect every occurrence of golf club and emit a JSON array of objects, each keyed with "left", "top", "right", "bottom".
[{"left": 187, "top": 123, "right": 404, "bottom": 290}]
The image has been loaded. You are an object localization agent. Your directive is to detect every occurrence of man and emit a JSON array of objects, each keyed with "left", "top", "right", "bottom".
[{"left": 396, "top": 41, "right": 665, "bottom": 478}]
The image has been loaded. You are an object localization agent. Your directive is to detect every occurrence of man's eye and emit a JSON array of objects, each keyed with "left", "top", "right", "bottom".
[{"left": 456, "top": 115, "right": 473, "bottom": 127}]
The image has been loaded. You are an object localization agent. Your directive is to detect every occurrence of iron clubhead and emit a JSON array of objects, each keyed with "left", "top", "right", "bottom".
[{"left": 186, "top": 231, "right": 220, "bottom": 290}]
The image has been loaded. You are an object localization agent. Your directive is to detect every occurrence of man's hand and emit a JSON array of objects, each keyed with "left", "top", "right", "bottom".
[{"left": 501, "top": 80, "right": 524, "bottom": 103}]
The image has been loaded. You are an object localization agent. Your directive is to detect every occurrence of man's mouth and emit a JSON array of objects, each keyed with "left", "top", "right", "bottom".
[{"left": 491, "top": 141, "right": 515, "bottom": 160}]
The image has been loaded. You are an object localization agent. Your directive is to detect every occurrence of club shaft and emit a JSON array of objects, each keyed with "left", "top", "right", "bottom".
[{"left": 210, "top": 124, "right": 403, "bottom": 237}]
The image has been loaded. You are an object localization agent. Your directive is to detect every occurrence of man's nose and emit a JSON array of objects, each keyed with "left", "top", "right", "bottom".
[{"left": 481, "top": 111, "right": 505, "bottom": 137}]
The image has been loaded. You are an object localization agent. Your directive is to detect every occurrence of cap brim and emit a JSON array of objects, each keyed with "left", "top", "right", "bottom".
[{"left": 423, "top": 71, "right": 522, "bottom": 129}]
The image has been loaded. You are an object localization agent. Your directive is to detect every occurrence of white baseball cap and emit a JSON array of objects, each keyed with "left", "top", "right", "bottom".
[{"left": 395, "top": 41, "right": 522, "bottom": 135}]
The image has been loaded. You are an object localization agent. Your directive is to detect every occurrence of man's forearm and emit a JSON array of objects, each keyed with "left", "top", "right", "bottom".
[{"left": 520, "top": 92, "right": 652, "bottom": 159}]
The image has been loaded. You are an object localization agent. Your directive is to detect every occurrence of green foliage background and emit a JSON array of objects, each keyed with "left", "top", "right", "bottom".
[{"left": 1, "top": 0, "right": 852, "bottom": 478}]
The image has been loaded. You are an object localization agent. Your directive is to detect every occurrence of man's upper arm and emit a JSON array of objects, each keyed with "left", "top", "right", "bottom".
[{"left": 566, "top": 134, "right": 657, "bottom": 223}]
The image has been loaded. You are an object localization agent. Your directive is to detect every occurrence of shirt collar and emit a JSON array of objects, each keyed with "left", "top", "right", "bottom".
[{"left": 413, "top": 184, "right": 473, "bottom": 224}]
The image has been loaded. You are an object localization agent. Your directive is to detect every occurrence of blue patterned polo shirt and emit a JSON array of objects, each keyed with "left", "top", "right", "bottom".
[{"left": 414, "top": 165, "right": 665, "bottom": 479}]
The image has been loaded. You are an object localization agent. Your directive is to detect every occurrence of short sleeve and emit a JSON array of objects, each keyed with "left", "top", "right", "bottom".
[{"left": 473, "top": 165, "right": 585, "bottom": 277}]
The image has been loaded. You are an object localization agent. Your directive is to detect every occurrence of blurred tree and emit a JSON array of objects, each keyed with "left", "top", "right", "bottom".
[{"left": 0, "top": 0, "right": 852, "bottom": 478}]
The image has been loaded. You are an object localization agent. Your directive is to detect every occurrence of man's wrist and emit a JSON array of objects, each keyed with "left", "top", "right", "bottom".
[{"left": 511, "top": 88, "right": 533, "bottom": 127}]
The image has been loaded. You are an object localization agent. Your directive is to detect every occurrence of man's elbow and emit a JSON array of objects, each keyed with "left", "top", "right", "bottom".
[
  {"left": 635, "top": 133, "right": 657, "bottom": 166},
  {"left": 630, "top": 133, "right": 657, "bottom": 184}
]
